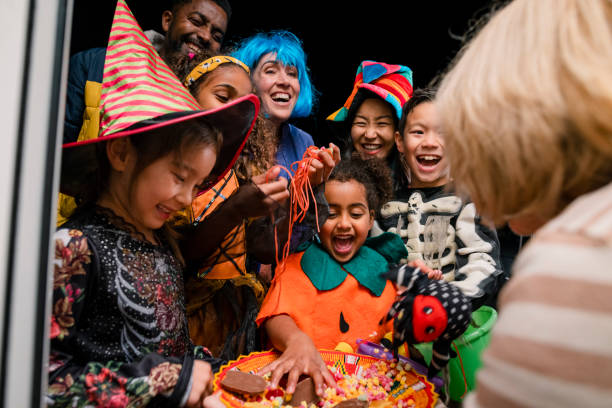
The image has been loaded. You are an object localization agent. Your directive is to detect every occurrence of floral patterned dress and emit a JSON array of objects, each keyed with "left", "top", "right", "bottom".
[{"left": 47, "top": 206, "right": 220, "bottom": 407}]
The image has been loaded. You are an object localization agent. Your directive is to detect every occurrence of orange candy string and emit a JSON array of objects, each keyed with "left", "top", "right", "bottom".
[{"left": 269, "top": 146, "right": 322, "bottom": 274}]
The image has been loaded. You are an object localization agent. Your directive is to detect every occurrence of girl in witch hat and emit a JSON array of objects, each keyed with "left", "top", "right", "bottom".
[{"left": 47, "top": 1, "right": 258, "bottom": 406}]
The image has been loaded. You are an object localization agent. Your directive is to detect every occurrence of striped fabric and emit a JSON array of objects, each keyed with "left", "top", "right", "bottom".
[
  {"left": 99, "top": 0, "right": 200, "bottom": 138},
  {"left": 465, "top": 181, "right": 612, "bottom": 408},
  {"left": 327, "top": 60, "right": 413, "bottom": 122}
]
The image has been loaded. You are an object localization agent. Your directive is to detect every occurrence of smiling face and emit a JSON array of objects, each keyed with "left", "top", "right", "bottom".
[
  {"left": 194, "top": 65, "right": 253, "bottom": 110},
  {"left": 105, "top": 140, "right": 217, "bottom": 240},
  {"left": 252, "top": 52, "right": 300, "bottom": 125},
  {"left": 130, "top": 145, "right": 217, "bottom": 235},
  {"left": 350, "top": 98, "right": 398, "bottom": 160},
  {"left": 397, "top": 102, "right": 450, "bottom": 188},
  {"left": 319, "top": 180, "right": 374, "bottom": 264},
  {"left": 161, "top": 0, "right": 228, "bottom": 60}
]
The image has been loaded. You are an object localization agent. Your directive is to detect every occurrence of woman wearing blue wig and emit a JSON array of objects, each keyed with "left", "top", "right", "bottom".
[
  {"left": 233, "top": 30, "right": 332, "bottom": 179},
  {"left": 232, "top": 31, "right": 340, "bottom": 275},
  {"left": 230, "top": 30, "right": 340, "bottom": 390}
]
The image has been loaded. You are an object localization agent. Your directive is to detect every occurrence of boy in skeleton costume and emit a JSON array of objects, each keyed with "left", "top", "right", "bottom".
[{"left": 372, "top": 89, "right": 503, "bottom": 309}]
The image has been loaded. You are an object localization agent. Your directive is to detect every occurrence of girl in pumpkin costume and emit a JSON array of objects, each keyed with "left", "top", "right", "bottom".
[{"left": 257, "top": 156, "right": 440, "bottom": 396}]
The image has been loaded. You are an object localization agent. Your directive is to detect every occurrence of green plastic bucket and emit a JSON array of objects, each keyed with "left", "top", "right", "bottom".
[{"left": 414, "top": 305, "right": 497, "bottom": 401}]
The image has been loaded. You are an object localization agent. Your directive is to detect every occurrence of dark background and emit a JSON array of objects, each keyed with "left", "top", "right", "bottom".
[{"left": 70, "top": 0, "right": 494, "bottom": 145}]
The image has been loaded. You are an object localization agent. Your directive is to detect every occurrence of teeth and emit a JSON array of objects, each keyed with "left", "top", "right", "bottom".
[
  {"left": 272, "top": 93, "right": 290, "bottom": 102},
  {"left": 363, "top": 144, "right": 381, "bottom": 151},
  {"left": 187, "top": 43, "right": 201, "bottom": 52},
  {"left": 157, "top": 205, "right": 171, "bottom": 214},
  {"left": 419, "top": 155, "right": 439, "bottom": 160}
]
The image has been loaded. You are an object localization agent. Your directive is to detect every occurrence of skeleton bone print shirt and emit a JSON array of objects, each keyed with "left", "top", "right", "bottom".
[
  {"left": 373, "top": 186, "right": 503, "bottom": 309},
  {"left": 48, "top": 206, "right": 219, "bottom": 407}
]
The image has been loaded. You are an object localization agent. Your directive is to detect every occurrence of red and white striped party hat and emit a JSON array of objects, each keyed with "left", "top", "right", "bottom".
[{"left": 60, "top": 0, "right": 258, "bottom": 196}]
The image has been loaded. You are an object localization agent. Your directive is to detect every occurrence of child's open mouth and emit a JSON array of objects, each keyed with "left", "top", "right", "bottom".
[
  {"left": 416, "top": 155, "right": 441, "bottom": 168},
  {"left": 333, "top": 236, "right": 354, "bottom": 255}
]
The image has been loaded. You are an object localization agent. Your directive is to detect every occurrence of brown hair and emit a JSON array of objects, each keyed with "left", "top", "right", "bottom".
[
  {"left": 436, "top": 0, "right": 612, "bottom": 225},
  {"left": 168, "top": 50, "right": 214, "bottom": 91}
]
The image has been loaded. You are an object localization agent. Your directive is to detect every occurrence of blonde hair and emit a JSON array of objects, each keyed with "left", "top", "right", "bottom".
[{"left": 436, "top": 0, "right": 612, "bottom": 225}]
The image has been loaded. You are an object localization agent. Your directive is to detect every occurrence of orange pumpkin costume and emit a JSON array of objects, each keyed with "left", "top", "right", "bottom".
[{"left": 257, "top": 232, "right": 407, "bottom": 350}]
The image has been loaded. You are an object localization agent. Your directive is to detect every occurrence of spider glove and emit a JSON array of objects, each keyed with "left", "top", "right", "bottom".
[{"left": 385, "top": 264, "right": 472, "bottom": 378}]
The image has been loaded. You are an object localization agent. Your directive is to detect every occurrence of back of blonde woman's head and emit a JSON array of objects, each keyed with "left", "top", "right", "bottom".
[{"left": 436, "top": 0, "right": 612, "bottom": 225}]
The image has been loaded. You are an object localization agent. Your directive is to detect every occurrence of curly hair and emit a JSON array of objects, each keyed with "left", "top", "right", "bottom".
[
  {"left": 167, "top": 50, "right": 214, "bottom": 86},
  {"left": 233, "top": 114, "right": 279, "bottom": 181},
  {"left": 328, "top": 154, "right": 393, "bottom": 215},
  {"left": 168, "top": 50, "right": 251, "bottom": 97}
]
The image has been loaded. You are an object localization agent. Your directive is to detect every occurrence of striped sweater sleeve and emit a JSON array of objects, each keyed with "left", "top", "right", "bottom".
[{"left": 465, "top": 182, "right": 612, "bottom": 408}]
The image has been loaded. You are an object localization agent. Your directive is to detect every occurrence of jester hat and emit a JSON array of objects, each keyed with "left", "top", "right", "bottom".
[
  {"left": 327, "top": 61, "right": 413, "bottom": 122},
  {"left": 60, "top": 0, "right": 259, "bottom": 197}
]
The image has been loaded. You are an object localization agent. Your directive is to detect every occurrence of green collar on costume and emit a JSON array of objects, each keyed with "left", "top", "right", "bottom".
[{"left": 300, "top": 232, "right": 407, "bottom": 296}]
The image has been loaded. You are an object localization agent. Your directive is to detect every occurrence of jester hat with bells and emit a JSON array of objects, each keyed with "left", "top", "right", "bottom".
[{"left": 60, "top": 0, "right": 259, "bottom": 198}]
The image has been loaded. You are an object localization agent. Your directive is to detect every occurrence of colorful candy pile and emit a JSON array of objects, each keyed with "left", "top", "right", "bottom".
[
  {"left": 241, "top": 359, "right": 428, "bottom": 408},
  {"left": 322, "top": 360, "right": 419, "bottom": 408}
]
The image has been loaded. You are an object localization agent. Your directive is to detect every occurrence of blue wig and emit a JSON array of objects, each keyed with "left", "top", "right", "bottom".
[{"left": 232, "top": 30, "right": 316, "bottom": 118}]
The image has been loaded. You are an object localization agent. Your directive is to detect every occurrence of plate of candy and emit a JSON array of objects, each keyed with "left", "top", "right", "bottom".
[{"left": 214, "top": 350, "right": 438, "bottom": 408}]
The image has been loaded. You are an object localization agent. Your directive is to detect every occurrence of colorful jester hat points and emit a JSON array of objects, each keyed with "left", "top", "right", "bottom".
[
  {"left": 60, "top": 0, "right": 259, "bottom": 197},
  {"left": 327, "top": 60, "right": 413, "bottom": 122}
]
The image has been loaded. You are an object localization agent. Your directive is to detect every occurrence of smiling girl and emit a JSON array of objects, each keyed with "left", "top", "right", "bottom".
[
  {"left": 327, "top": 61, "right": 413, "bottom": 175},
  {"left": 50, "top": 98, "right": 258, "bottom": 408},
  {"left": 255, "top": 156, "right": 412, "bottom": 396},
  {"left": 166, "top": 52, "right": 293, "bottom": 360},
  {"left": 48, "top": 3, "right": 259, "bottom": 406}
]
